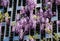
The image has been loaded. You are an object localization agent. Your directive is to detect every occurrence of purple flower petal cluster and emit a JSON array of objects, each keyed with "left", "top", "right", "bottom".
[
  {"left": 26, "top": 0, "right": 37, "bottom": 11},
  {"left": 0, "top": 0, "right": 56, "bottom": 40},
  {"left": 12, "top": 7, "right": 56, "bottom": 39},
  {"left": 56, "top": 0, "right": 60, "bottom": 5},
  {"left": 1, "top": 0, "right": 9, "bottom": 7},
  {"left": 20, "top": 6, "right": 26, "bottom": 14},
  {"left": 57, "top": 20, "right": 60, "bottom": 25}
]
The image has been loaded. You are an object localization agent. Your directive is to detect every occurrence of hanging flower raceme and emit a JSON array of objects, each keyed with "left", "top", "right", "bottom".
[
  {"left": 26, "top": 0, "right": 37, "bottom": 11},
  {"left": 45, "top": 22, "right": 53, "bottom": 34},
  {"left": 45, "top": 0, "right": 53, "bottom": 4},
  {"left": 20, "top": 6, "right": 25, "bottom": 14},
  {"left": 20, "top": 17, "right": 29, "bottom": 34},
  {"left": 40, "top": 17, "right": 45, "bottom": 23},
  {"left": 45, "top": 18, "right": 49, "bottom": 23},
  {"left": 56, "top": 0, "right": 60, "bottom": 5},
  {"left": 1, "top": 0, "right": 10, "bottom": 7},
  {"left": 38, "top": 8, "right": 43, "bottom": 17},
  {"left": 11, "top": 21, "right": 16, "bottom": 32},
  {"left": 32, "top": 15, "right": 37, "bottom": 29},
  {"left": 19, "top": 29, "right": 24, "bottom": 40},
  {"left": 43, "top": 11, "right": 48, "bottom": 18},
  {"left": 47, "top": 2, "right": 52, "bottom": 9},
  {"left": 40, "top": 17, "right": 49, "bottom": 31},
  {"left": 57, "top": 20, "right": 60, "bottom": 26},
  {"left": 24, "top": 23, "right": 29, "bottom": 33},
  {"left": 16, "top": 18, "right": 28, "bottom": 39},
  {"left": 40, "top": 23, "right": 45, "bottom": 31},
  {"left": 20, "top": 17, "right": 26, "bottom": 27},
  {"left": 11, "top": 20, "right": 24, "bottom": 39},
  {"left": 53, "top": 12, "right": 56, "bottom": 16},
  {"left": 47, "top": 8, "right": 53, "bottom": 18},
  {"left": 15, "top": 21, "right": 22, "bottom": 33},
  {"left": 5, "top": 12, "right": 10, "bottom": 24},
  {"left": 23, "top": 17, "right": 29, "bottom": 32},
  {"left": 36, "top": 14, "right": 40, "bottom": 23},
  {"left": 16, "top": 13, "right": 20, "bottom": 21},
  {"left": 29, "top": 19, "right": 33, "bottom": 30}
]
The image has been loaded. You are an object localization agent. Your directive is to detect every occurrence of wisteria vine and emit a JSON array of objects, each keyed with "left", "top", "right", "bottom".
[{"left": 0, "top": 0, "right": 60, "bottom": 41}]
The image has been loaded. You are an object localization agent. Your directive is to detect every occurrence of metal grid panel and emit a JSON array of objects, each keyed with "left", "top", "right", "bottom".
[{"left": 0, "top": 0, "right": 59, "bottom": 41}]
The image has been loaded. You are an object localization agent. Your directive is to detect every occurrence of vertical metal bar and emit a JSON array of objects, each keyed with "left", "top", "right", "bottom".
[
  {"left": 0, "top": 28, "right": 1, "bottom": 41},
  {"left": 40, "top": 0, "right": 42, "bottom": 41},
  {"left": 9, "top": 0, "right": 14, "bottom": 37},
  {"left": 40, "top": 0, "right": 41, "bottom": 41},
  {"left": 56, "top": 5, "right": 58, "bottom": 41},
  {"left": 4, "top": 23, "right": 6, "bottom": 38},
  {"left": 3, "top": 0, "right": 9, "bottom": 39},
  {"left": 51, "top": 24, "right": 53, "bottom": 41},
  {"left": 17, "top": 0, "right": 19, "bottom": 6},
  {"left": 0, "top": 23, "right": 2, "bottom": 41},
  {"left": 8, "top": 0, "right": 9, "bottom": 8},
  {"left": 21, "top": 0, "right": 23, "bottom": 6},
  {"left": 56, "top": 5, "right": 58, "bottom": 33},
  {"left": 40, "top": 0, "right": 41, "bottom": 40},
  {"left": 13, "top": 0, "right": 19, "bottom": 41},
  {"left": 34, "top": 1, "right": 36, "bottom": 41},
  {"left": 51, "top": 1, "right": 53, "bottom": 41},
  {"left": 4, "top": 0, "right": 10, "bottom": 37},
  {"left": 40, "top": 0, "right": 42, "bottom": 8}
]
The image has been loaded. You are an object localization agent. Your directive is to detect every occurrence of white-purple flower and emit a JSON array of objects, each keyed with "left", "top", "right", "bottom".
[
  {"left": 1, "top": 0, "right": 9, "bottom": 7},
  {"left": 20, "top": 6, "right": 25, "bottom": 14},
  {"left": 16, "top": 13, "right": 20, "bottom": 21},
  {"left": 45, "top": 18, "right": 49, "bottom": 23},
  {"left": 32, "top": 19, "right": 36, "bottom": 29},
  {"left": 45, "top": 0, "right": 53, "bottom": 3},
  {"left": 47, "top": 2, "right": 52, "bottom": 9},
  {"left": 30, "top": 38, "right": 35, "bottom": 41},
  {"left": 39, "top": 8, "right": 43, "bottom": 17},
  {"left": 47, "top": 8, "right": 53, "bottom": 18},
  {"left": 40, "top": 23, "right": 45, "bottom": 30},
  {"left": 57, "top": 20, "right": 60, "bottom": 25},
  {"left": 43, "top": 11, "right": 48, "bottom": 18},
  {"left": 40, "top": 17, "right": 45, "bottom": 23},
  {"left": 26, "top": 0, "right": 37, "bottom": 11},
  {"left": 12, "top": 26, "right": 16, "bottom": 32},
  {"left": 19, "top": 29, "right": 24, "bottom": 39},
  {"left": 16, "top": 21, "right": 22, "bottom": 33},
  {"left": 45, "top": 22, "right": 53, "bottom": 33},
  {"left": 56, "top": 0, "right": 60, "bottom": 5}
]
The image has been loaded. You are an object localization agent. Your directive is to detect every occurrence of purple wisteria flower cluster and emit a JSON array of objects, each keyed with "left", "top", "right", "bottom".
[
  {"left": 0, "top": 0, "right": 59, "bottom": 41},
  {"left": 56, "top": 0, "right": 60, "bottom": 5},
  {"left": 11, "top": 0, "right": 57, "bottom": 40},
  {"left": 0, "top": 0, "right": 9, "bottom": 7}
]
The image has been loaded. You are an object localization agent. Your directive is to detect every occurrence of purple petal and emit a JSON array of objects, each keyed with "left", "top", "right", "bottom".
[
  {"left": 12, "top": 26, "right": 16, "bottom": 32},
  {"left": 56, "top": 0, "right": 60, "bottom": 5},
  {"left": 26, "top": 0, "right": 37, "bottom": 11},
  {"left": 40, "top": 24, "right": 45, "bottom": 30},
  {"left": 16, "top": 14, "right": 20, "bottom": 21},
  {"left": 19, "top": 29, "right": 24, "bottom": 39},
  {"left": 1, "top": 0, "right": 9, "bottom": 7}
]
